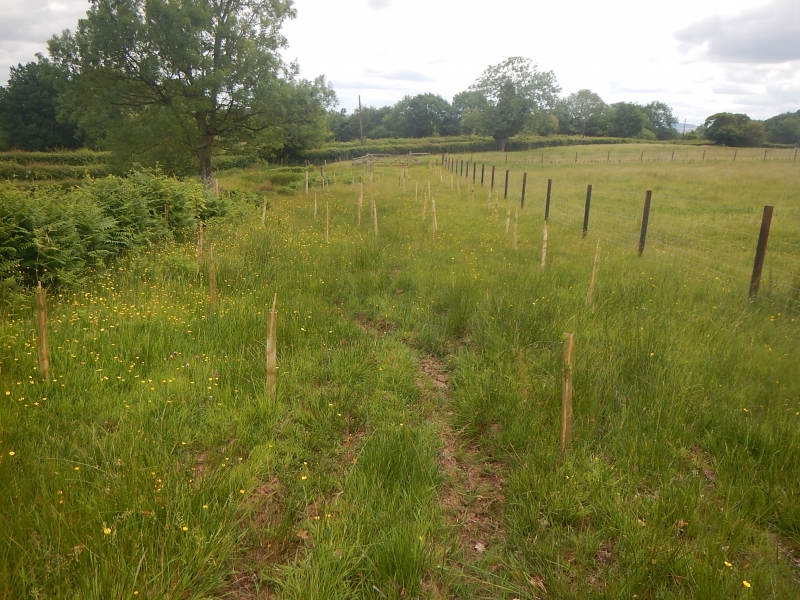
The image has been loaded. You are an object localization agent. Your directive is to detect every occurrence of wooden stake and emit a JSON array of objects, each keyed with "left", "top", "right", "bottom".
[
  {"left": 358, "top": 183, "right": 363, "bottom": 226},
  {"left": 432, "top": 198, "right": 438, "bottom": 242},
  {"left": 314, "top": 193, "right": 318, "bottom": 220},
  {"left": 36, "top": 282, "right": 50, "bottom": 381},
  {"left": 586, "top": 239, "right": 601, "bottom": 307},
  {"left": 305, "top": 170, "right": 309, "bottom": 195},
  {"left": 266, "top": 293, "right": 277, "bottom": 398},
  {"left": 540, "top": 221, "right": 548, "bottom": 269},
  {"left": 561, "top": 333, "right": 575, "bottom": 453},
  {"left": 513, "top": 208, "right": 518, "bottom": 250},
  {"left": 505, "top": 209, "right": 511, "bottom": 234},
  {"left": 197, "top": 222, "right": 204, "bottom": 264},
  {"left": 325, "top": 202, "right": 329, "bottom": 244},
  {"left": 422, "top": 196, "right": 427, "bottom": 221},
  {"left": 209, "top": 245, "right": 217, "bottom": 313},
  {"left": 372, "top": 196, "right": 379, "bottom": 236}
]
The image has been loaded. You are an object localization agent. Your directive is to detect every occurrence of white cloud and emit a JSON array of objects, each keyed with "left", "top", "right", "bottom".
[{"left": 676, "top": 0, "right": 800, "bottom": 63}]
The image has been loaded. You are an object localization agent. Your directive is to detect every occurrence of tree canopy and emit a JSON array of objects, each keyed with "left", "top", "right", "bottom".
[
  {"left": 48, "top": 0, "right": 333, "bottom": 179},
  {"left": 703, "top": 113, "right": 766, "bottom": 147},
  {"left": 459, "top": 57, "right": 560, "bottom": 150},
  {"left": 0, "top": 59, "right": 82, "bottom": 151}
]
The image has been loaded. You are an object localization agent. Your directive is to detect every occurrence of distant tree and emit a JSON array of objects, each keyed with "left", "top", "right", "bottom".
[
  {"left": 382, "top": 93, "right": 459, "bottom": 138},
  {"left": 328, "top": 105, "right": 391, "bottom": 142},
  {"left": 555, "top": 89, "right": 608, "bottom": 136},
  {"left": 0, "top": 59, "right": 82, "bottom": 151},
  {"left": 48, "top": 0, "right": 327, "bottom": 180},
  {"left": 458, "top": 57, "right": 560, "bottom": 150},
  {"left": 763, "top": 111, "right": 800, "bottom": 145},
  {"left": 642, "top": 101, "right": 679, "bottom": 140},
  {"left": 704, "top": 113, "right": 766, "bottom": 147},
  {"left": 608, "top": 102, "right": 648, "bottom": 138}
]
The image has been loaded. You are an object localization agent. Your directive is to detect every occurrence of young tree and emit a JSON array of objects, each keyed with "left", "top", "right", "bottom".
[
  {"left": 0, "top": 59, "right": 82, "bottom": 151},
  {"left": 459, "top": 57, "right": 560, "bottom": 150},
  {"left": 48, "top": 0, "right": 305, "bottom": 180}
]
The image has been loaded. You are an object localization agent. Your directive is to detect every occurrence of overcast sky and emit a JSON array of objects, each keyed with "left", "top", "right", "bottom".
[{"left": 1, "top": 0, "right": 798, "bottom": 125}]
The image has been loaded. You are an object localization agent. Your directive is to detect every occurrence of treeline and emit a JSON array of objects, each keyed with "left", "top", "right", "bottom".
[{"left": 329, "top": 91, "right": 800, "bottom": 149}]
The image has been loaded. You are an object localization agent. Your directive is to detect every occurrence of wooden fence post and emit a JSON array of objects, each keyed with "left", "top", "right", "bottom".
[
  {"left": 582, "top": 184, "right": 592, "bottom": 238},
  {"left": 266, "top": 293, "right": 277, "bottom": 398},
  {"left": 561, "top": 333, "right": 575, "bottom": 453},
  {"left": 749, "top": 206, "right": 774, "bottom": 301},
  {"left": 520, "top": 172, "right": 527, "bottom": 209},
  {"left": 305, "top": 170, "right": 309, "bottom": 195},
  {"left": 36, "top": 282, "right": 50, "bottom": 381},
  {"left": 481, "top": 164, "right": 485, "bottom": 186},
  {"left": 638, "top": 190, "right": 652, "bottom": 256},
  {"left": 325, "top": 202, "right": 329, "bottom": 244},
  {"left": 545, "top": 179, "right": 552, "bottom": 221},
  {"left": 504, "top": 169, "right": 509, "bottom": 200},
  {"left": 490, "top": 166, "right": 495, "bottom": 193}
]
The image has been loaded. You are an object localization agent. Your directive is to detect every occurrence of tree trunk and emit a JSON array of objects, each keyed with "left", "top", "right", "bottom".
[
  {"left": 195, "top": 112, "right": 214, "bottom": 183},
  {"left": 495, "top": 137, "right": 507, "bottom": 152}
]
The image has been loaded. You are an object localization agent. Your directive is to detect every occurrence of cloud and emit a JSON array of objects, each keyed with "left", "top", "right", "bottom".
[
  {"left": 676, "top": 0, "right": 800, "bottom": 63},
  {"left": 367, "top": 0, "right": 391, "bottom": 9},
  {"left": 382, "top": 70, "right": 433, "bottom": 82},
  {"left": 0, "top": 0, "right": 86, "bottom": 84}
]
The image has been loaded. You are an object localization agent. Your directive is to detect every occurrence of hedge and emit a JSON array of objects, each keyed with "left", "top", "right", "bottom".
[
  {"left": 0, "top": 149, "right": 110, "bottom": 166},
  {"left": 299, "top": 135, "right": 645, "bottom": 162}
]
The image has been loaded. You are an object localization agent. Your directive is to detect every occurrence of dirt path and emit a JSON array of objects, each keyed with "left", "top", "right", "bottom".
[{"left": 417, "top": 356, "right": 506, "bottom": 560}]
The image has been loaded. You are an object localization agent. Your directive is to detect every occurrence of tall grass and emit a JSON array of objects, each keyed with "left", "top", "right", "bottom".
[{"left": 1, "top": 145, "right": 798, "bottom": 598}]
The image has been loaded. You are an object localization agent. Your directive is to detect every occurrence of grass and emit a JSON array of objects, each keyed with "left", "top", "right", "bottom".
[{"left": 1, "top": 142, "right": 799, "bottom": 598}]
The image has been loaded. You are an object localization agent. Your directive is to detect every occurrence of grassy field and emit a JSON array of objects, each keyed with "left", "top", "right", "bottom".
[{"left": 1, "top": 143, "right": 799, "bottom": 598}]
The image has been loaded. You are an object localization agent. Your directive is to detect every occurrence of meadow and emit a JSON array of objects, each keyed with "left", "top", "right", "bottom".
[{"left": 1, "top": 143, "right": 799, "bottom": 599}]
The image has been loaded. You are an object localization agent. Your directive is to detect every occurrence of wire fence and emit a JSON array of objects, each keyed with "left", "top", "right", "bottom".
[{"left": 439, "top": 153, "right": 800, "bottom": 315}]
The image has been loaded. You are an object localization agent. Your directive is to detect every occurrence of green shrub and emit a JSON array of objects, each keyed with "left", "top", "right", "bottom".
[{"left": 0, "top": 170, "right": 223, "bottom": 290}]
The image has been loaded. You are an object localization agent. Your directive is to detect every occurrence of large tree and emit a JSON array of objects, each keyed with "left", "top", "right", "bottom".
[
  {"left": 459, "top": 57, "right": 560, "bottom": 150},
  {"left": 0, "top": 59, "right": 82, "bottom": 151},
  {"left": 642, "top": 101, "right": 678, "bottom": 140},
  {"left": 48, "top": 0, "right": 314, "bottom": 180},
  {"left": 704, "top": 113, "right": 766, "bottom": 147},
  {"left": 382, "top": 93, "right": 459, "bottom": 138},
  {"left": 555, "top": 89, "right": 608, "bottom": 137}
]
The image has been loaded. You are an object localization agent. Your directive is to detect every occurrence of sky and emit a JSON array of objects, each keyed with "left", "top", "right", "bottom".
[{"left": 1, "top": 0, "right": 798, "bottom": 126}]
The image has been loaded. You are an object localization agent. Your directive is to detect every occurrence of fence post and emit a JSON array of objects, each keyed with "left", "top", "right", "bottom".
[
  {"left": 473, "top": 162, "right": 477, "bottom": 182},
  {"left": 481, "top": 164, "right": 485, "bottom": 186},
  {"left": 638, "top": 189, "right": 652, "bottom": 256},
  {"left": 582, "top": 184, "right": 592, "bottom": 238},
  {"left": 504, "top": 169, "right": 509, "bottom": 200},
  {"left": 545, "top": 178, "right": 552, "bottom": 221},
  {"left": 520, "top": 172, "right": 527, "bottom": 209},
  {"left": 561, "top": 333, "right": 575, "bottom": 453},
  {"left": 490, "top": 166, "right": 496, "bottom": 193},
  {"left": 749, "top": 206, "right": 774, "bottom": 301},
  {"left": 36, "top": 282, "right": 50, "bottom": 381}
]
